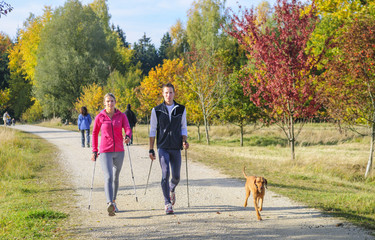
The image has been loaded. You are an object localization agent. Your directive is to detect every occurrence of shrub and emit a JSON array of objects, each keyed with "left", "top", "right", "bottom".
[{"left": 21, "top": 101, "right": 43, "bottom": 123}]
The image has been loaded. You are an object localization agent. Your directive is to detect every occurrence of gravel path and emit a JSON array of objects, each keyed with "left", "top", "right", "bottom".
[{"left": 12, "top": 125, "right": 374, "bottom": 239}]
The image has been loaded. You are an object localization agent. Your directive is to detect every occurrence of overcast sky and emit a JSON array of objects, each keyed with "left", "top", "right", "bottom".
[{"left": 1, "top": 0, "right": 278, "bottom": 47}]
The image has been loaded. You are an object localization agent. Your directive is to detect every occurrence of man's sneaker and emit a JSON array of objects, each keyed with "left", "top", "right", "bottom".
[
  {"left": 165, "top": 203, "right": 174, "bottom": 215},
  {"left": 113, "top": 202, "right": 119, "bottom": 213},
  {"left": 170, "top": 191, "right": 176, "bottom": 205},
  {"left": 107, "top": 202, "right": 115, "bottom": 216}
]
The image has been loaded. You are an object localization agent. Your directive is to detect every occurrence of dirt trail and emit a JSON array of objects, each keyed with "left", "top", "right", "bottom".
[{"left": 12, "top": 125, "right": 374, "bottom": 239}]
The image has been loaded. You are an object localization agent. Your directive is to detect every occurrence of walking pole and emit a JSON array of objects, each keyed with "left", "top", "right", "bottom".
[
  {"left": 126, "top": 144, "right": 138, "bottom": 202},
  {"left": 144, "top": 160, "right": 153, "bottom": 195},
  {"left": 88, "top": 159, "right": 97, "bottom": 210},
  {"left": 185, "top": 149, "right": 190, "bottom": 207}
]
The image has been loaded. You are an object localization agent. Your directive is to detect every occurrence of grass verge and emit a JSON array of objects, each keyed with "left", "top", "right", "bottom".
[
  {"left": 0, "top": 127, "right": 77, "bottom": 239},
  {"left": 133, "top": 123, "right": 375, "bottom": 232}
]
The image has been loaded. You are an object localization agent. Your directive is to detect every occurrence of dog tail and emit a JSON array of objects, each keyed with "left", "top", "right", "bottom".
[{"left": 243, "top": 166, "right": 247, "bottom": 178}]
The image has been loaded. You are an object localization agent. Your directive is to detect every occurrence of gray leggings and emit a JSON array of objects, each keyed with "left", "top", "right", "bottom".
[{"left": 99, "top": 152, "right": 125, "bottom": 203}]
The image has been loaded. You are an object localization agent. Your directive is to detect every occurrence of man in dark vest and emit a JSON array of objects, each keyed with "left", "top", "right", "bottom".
[{"left": 148, "top": 83, "right": 189, "bottom": 214}]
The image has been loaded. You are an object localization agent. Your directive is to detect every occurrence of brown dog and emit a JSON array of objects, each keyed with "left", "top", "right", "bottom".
[{"left": 243, "top": 166, "right": 267, "bottom": 220}]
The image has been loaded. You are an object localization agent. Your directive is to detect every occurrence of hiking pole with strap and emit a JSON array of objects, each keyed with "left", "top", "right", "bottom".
[
  {"left": 126, "top": 144, "right": 138, "bottom": 202},
  {"left": 144, "top": 160, "right": 153, "bottom": 195},
  {"left": 185, "top": 149, "right": 190, "bottom": 207},
  {"left": 88, "top": 155, "right": 97, "bottom": 209}
]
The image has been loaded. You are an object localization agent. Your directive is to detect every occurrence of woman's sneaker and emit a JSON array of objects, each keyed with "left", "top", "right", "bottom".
[
  {"left": 107, "top": 202, "right": 115, "bottom": 216},
  {"left": 113, "top": 202, "right": 119, "bottom": 213},
  {"left": 170, "top": 191, "right": 176, "bottom": 205},
  {"left": 165, "top": 203, "right": 174, "bottom": 215}
]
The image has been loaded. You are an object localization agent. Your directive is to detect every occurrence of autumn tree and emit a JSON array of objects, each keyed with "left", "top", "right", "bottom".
[
  {"left": 6, "top": 9, "right": 52, "bottom": 118},
  {"left": 0, "top": 88, "right": 9, "bottom": 113},
  {"left": 74, "top": 83, "right": 104, "bottom": 118},
  {"left": 169, "top": 19, "right": 190, "bottom": 58},
  {"left": 229, "top": 0, "right": 328, "bottom": 160},
  {"left": 184, "top": 49, "right": 228, "bottom": 145},
  {"left": 138, "top": 58, "right": 186, "bottom": 120},
  {"left": 323, "top": 12, "right": 375, "bottom": 178},
  {"left": 306, "top": 0, "right": 373, "bottom": 63},
  {"left": 8, "top": 8, "right": 52, "bottom": 85}
]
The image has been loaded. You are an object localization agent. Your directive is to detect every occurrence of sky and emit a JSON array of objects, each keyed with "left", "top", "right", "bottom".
[{"left": 0, "top": 0, "right": 278, "bottom": 47}]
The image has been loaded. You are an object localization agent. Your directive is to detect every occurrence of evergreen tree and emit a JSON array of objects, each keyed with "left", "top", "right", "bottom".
[
  {"left": 132, "top": 33, "right": 159, "bottom": 75},
  {"left": 112, "top": 24, "right": 129, "bottom": 48},
  {"left": 0, "top": 33, "right": 11, "bottom": 90},
  {"left": 158, "top": 32, "right": 172, "bottom": 61}
]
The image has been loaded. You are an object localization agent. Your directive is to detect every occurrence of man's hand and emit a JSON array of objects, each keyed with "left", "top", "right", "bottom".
[
  {"left": 183, "top": 141, "right": 189, "bottom": 150},
  {"left": 149, "top": 149, "right": 156, "bottom": 161}
]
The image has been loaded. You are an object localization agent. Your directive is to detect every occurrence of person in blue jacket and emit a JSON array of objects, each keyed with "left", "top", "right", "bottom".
[{"left": 78, "top": 106, "right": 92, "bottom": 148}]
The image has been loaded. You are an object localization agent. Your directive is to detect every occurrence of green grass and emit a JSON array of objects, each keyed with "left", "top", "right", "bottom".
[
  {"left": 133, "top": 123, "right": 375, "bottom": 232},
  {"left": 0, "top": 127, "right": 76, "bottom": 239}
]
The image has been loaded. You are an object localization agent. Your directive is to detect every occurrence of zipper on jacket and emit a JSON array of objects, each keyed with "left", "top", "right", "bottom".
[{"left": 111, "top": 118, "right": 115, "bottom": 152}]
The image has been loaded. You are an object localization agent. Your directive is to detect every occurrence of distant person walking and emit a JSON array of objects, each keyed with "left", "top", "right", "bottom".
[
  {"left": 3, "top": 111, "right": 10, "bottom": 126},
  {"left": 78, "top": 106, "right": 92, "bottom": 148},
  {"left": 124, "top": 104, "right": 137, "bottom": 144},
  {"left": 91, "top": 93, "right": 132, "bottom": 216},
  {"left": 149, "top": 83, "right": 189, "bottom": 214}
]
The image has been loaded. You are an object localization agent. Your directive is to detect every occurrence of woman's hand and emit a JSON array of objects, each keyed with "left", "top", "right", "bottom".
[
  {"left": 124, "top": 136, "right": 131, "bottom": 145},
  {"left": 91, "top": 152, "right": 98, "bottom": 161}
]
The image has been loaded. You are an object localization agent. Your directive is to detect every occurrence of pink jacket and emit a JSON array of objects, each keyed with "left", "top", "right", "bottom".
[{"left": 92, "top": 109, "right": 132, "bottom": 153}]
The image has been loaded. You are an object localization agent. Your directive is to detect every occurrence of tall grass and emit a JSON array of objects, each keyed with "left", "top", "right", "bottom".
[{"left": 0, "top": 127, "right": 74, "bottom": 239}]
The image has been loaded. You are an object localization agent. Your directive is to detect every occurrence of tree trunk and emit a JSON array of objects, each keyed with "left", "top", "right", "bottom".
[
  {"left": 203, "top": 114, "right": 210, "bottom": 145},
  {"left": 290, "top": 114, "right": 295, "bottom": 161},
  {"left": 197, "top": 123, "right": 201, "bottom": 142},
  {"left": 240, "top": 123, "right": 244, "bottom": 147},
  {"left": 365, "top": 118, "right": 375, "bottom": 178}
]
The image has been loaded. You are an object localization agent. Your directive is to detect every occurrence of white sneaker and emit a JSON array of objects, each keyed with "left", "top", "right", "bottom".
[
  {"left": 165, "top": 203, "right": 174, "bottom": 215},
  {"left": 107, "top": 202, "right": 115, "bottom": 216},
  {"left": 170, "top": 191, "right": 176, "bottom": 206},
  {"left": 113, "top": 202, "right": 119, "bottom": 213}
]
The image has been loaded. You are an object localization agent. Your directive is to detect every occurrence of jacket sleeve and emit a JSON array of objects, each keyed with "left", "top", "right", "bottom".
[
  {"left": 77, "top": 115, "right": 82, "bottom": 130},
  {"left": 88, "top": 114, "right": 92, "bottom": 126},
  {"left": 92, "top": 115, "right": 101, "bottom": 152},
  {"left": 123, "top": 114, "right": 132, "bottom": 139}
]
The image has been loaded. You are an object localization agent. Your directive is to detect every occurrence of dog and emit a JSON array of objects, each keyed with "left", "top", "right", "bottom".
[{"left": 243, "top": 166, "right": 267, "bottom": 220}]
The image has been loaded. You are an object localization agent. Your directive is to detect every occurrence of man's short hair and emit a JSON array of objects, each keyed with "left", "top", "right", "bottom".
[{"left": 162, "top": 83, "right": 175, "bottom": 92}]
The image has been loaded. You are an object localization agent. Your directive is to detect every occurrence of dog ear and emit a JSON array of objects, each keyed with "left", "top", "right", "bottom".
[
  {"left": 264, "top": 178, "right": 268, "bottom": 189},
  {"left": 253, "top": 179, "right": 257, "bottom": 185}
]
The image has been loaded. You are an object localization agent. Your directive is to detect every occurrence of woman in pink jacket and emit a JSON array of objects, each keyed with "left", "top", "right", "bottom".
[{"left": 91, "top": 93, "right": 132, "bottom": 216}]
